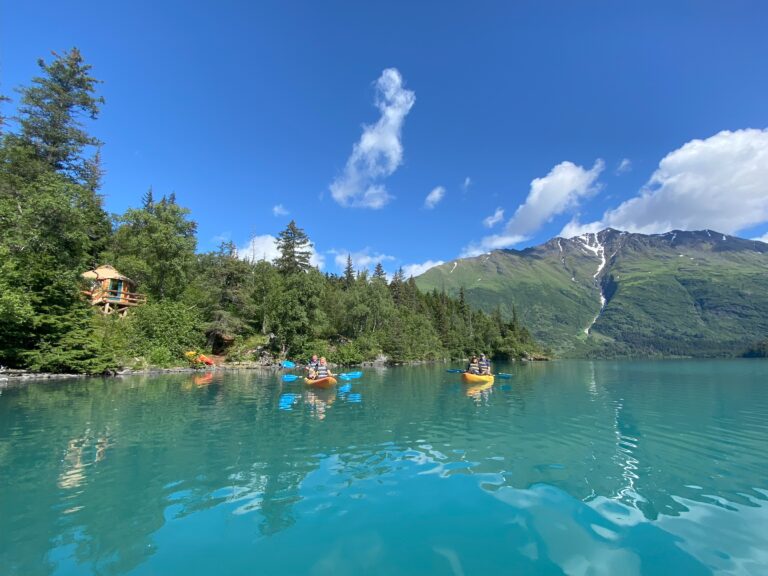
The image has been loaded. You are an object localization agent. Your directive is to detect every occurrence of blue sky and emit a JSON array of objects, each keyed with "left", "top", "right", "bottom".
[{"left": 3, "top": 1, "right": 768, "bottom": 276}]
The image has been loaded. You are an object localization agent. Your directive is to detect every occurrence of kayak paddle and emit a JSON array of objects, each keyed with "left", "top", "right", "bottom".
[
  {"left": 282, "top": 374, "right": 300, "bottom": 382},
  {"left": 496, "top": 373, "right": 513, "bottom": 379},
  {"left": 446, "top": 369, "right": 464, "bottom": 373},
  {"left": 281, "top": 360, "right": 296, "bottom": 369}
]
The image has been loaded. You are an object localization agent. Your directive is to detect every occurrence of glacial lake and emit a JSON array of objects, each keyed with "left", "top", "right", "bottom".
[{"left": 1, "top": 360, "right": 767, "bottom": 575}]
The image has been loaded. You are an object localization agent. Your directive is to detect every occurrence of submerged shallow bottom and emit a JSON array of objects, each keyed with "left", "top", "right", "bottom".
[{"left": 1, "top": 360, "right": 767, "bottom": 575}]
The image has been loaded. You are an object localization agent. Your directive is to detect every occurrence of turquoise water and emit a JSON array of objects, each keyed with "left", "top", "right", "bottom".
[{"left": 1, "top": 361, "right": 767, "bottom": 575}]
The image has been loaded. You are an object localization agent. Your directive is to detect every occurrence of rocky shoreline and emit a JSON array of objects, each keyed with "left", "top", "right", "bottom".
[{"left": 0, "top": 362, "right": 276, "bottom": 385}]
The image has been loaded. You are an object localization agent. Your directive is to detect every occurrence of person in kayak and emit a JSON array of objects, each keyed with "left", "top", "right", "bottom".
[
  {"left": 306, "top": 354, "right": 320, "bottom": 379},
  {"left": 478, "top": 354, "right": 492, "bottom": 375},
  {"left": 312, "top": 357, "right": 335, "bottom": 380},
  {"left": 466, "top": 355, "right": 480, "bottom": 374}
]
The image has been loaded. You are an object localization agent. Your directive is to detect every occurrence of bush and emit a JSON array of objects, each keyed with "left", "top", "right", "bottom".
[{"left": 125, "top": 301, "right": 204, "bottom": 364}]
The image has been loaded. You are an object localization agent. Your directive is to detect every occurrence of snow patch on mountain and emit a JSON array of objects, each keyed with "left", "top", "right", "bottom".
[{"left": 575, "top": 233, "right": 607, "bottom": 334}]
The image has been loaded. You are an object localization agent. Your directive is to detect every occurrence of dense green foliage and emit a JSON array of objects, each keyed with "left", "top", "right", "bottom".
[
  {"left": 417, "top": 229, "right": 768, "bottom": 358},
  {"left": 0, "top": 50, "right": 540, "bottom": 373}
]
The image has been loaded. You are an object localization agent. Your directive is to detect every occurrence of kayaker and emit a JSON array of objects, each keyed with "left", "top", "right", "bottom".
[
  {"left": 478, "top": 354, "right": 491, "bottom": 375},
  {"left": 306, "top": 354, "right": 319, "bottom": 372},
  {"left": 314, "top": 357, "right": 334, "bottom": 379},
  {"left": 466, "top": 355, "right": 480, "bottom": 374}
]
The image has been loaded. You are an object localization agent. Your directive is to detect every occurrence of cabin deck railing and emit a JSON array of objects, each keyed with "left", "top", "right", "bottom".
[{"left": 86, "top": 289, "right": 147, "bottom": 306}]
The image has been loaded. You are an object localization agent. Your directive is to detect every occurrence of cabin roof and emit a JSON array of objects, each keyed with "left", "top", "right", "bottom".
[{"left": 82, "top": 265, "right": 134, "bottom": 283}]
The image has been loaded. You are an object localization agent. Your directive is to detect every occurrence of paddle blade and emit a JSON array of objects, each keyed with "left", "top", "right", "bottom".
[
  {"left": 282, "top": 374, "right": 299, "bottom": 382},
  {"left": 446, "top": 369, "right": 464, "bottom": 373},
  {"left": 496, "top": 373, "right": 512, "bottom": 379},
  {"left": 281, "top": 360, "right": 296, "bottom": 369}
]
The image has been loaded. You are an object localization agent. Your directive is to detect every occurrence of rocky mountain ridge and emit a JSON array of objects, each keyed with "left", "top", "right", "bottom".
[{"left": 416, "top": 229, "right": 768, "bottom": 357}]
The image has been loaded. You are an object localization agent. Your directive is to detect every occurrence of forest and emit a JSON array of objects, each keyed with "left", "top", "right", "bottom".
[{"left": 0, "top": 48, "right": 540, "bottom": 373}]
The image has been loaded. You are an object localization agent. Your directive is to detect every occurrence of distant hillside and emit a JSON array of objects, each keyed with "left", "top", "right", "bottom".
[{"left": 416, "top": 229, "right": 768, "bottom": 357}]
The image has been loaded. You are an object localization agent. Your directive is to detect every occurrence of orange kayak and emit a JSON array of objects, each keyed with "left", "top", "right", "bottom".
[
  {"left": 304, "top": 376, "right": 337, "bottom": 389},
  {"left": 461, "top": 373, "right": 494, "bottom": 384}
]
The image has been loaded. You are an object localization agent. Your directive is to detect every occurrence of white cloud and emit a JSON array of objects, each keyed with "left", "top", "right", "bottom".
[
  {"left": 329, "top": 68, "right": 416, "bottom": 209},
  {"left": 310, "top": 251, "right": 326, "bottom": 270},
  {"left": 460, "top": 159, "right": 604, "bottom": 257},
  {"left": 562, "top": 129, "right": 768, "bottom": 237},
  {"left": 239, "top": 234, "right": 325, "bottom": 269},
  {"left": 331, "top": 248, "right": 395, "bottom": 271},
  {"left": 616, "top": 158, "right": 632, "bottom": 174},
  {"left": 460, "top": 233, "right": 528, "bottom": 257},
  {"left": 424, "top": 186, "right": 445, "bottom": 209},
  {"left": 402, "top": 260, "right": 444, "bottom": 278},
  {"left": 462, "top": 176, "right": 472, "bottom": 190},
  {"left": 239, "top": 234, "right": 280, "bottom": 263},
  {"left": 559, "top": 218, "right": 605, "bottom": 238},
  {"left": 506, "top": 159, "right": 605, "bottom": 237},
  {"left": 483, "top": 207, "right": 504, "bottom": 228},
  {"left": 272, "top": 204, "right": 289, "bottom": 216},
  {"left": 752, "top": 232, "right": 768, "bottom": 244}
]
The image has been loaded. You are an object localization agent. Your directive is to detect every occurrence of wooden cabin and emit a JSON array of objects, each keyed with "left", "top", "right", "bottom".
[{"left": 82, "top": 265, "right": 146, "bottom": 316}]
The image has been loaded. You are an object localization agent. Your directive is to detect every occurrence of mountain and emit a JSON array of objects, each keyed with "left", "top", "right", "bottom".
[{"left": 415, "top": 229, "right": 768, "bottom": 357}]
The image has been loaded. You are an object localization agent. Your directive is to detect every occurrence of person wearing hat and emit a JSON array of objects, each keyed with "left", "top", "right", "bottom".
[{"left": 478, "top": 353, "right": 491, "bottom": 375}]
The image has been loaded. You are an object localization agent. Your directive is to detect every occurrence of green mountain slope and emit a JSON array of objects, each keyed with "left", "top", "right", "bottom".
[{"left": 415, "top": 229, "right": 768, "bottom": 357}]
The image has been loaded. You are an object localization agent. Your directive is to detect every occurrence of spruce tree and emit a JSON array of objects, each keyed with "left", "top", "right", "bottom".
[
  {"left": 275, "top": 220, "right": 312, "bottom": 274},
  {"left": 373, "top": 262, "right": 387, "bottom": 283},
  {"left": 16, "top": 48, "right": 104, "bottom": 185},
  {"left": 343, "top": 254, "right": 355, "bottom": 288}
]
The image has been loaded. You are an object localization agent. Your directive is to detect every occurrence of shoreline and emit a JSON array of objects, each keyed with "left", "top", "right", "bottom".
[{"left": 0, "top": 356, "right": 548, "bottom": 386}]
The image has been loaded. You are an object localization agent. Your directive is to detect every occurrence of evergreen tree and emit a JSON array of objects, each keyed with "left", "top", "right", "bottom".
[
  {"left": 343, "top": 254, "right": 355, "bottom": 289},
  {"left": 0, "top": 49, "right": 112, "bottom": 372},
  {"left": 0, "top": 94, "right": 10, "bottom": 134},
  {"left": 141, "top": 187, "right": 154, "bottom": 211},
  {"left": 109, "top": 194, "right": 197, "bottom": 300},
  {"left": 275, "top": 220, "right": 312, "bottom": 274},
  {"left": 389, "top": 267, "right": 405, "bottom": 305},
  {"left": 16, "top": 48, "right": 104, "bottom": 185},
  {"left": 373, "top": 262, "right": 387, "bottom": 283}
]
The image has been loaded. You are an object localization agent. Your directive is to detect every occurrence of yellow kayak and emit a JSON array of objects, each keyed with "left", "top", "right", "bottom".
[
  {"left": 461, "top": 372, "right": 495, "bottom": 384},
  {"left": 304, "top": 376, "right": 337, "bottom": 389}
]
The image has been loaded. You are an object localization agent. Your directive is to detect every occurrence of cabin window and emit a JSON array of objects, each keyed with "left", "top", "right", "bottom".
[{"left": 109, "top": 279, "right": 123, "bottom": 301}]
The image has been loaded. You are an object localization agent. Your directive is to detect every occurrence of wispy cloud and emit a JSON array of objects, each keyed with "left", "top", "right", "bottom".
[
  {"left": 483, "top": 207, "right": 504, "bottom": 228},
  {"left": 424, "top": 186, "right": 445, "bottom": 209},
  {"left": 212, "top": 231, "right": 232, "bottom": 245},
  {"left": 239, "top": 234, "right": 325, "bottom": 269},
  {"left": 272, "top": 204, "right": 289, "bottom": 216},
  {"left": 329, "top": 68, "right": 416, "bottom": 209},
  {"left": 462, "top": 176, "right": 472, "bottom": 191},
  {"left": 615, "top": 158, "right": 632, "bottom": 174},
  {"left": 562, "top": 129, "right": 768, "bottom": 237},
  {"left": 402, "top": 260, "right": 444, "bottom": 278},
  {"left": 753, "top": 232, "right": 768, "bottom": 243},
  {"left": 460, "top": 159, "right": 604, "bottom": 256}
]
